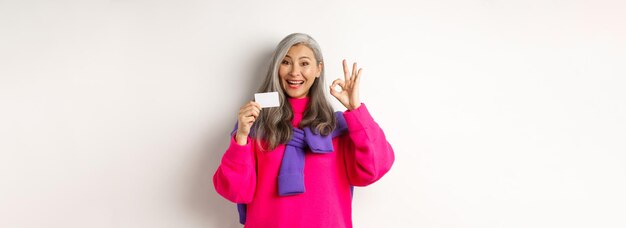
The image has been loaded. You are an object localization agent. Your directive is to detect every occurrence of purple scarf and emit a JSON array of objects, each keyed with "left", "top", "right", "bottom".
[{"left": 231, "top": 111, "right": 348, "bottom": 224}]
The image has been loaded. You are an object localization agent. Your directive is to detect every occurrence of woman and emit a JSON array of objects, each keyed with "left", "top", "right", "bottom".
[{"left": 213, "top": 33, "right": 394, "bottom": 228}]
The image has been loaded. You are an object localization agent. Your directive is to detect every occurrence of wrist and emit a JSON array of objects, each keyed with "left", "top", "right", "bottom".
[
  {"left": 349, "top": 102, "right": 361, "bottom": 111},
  {"left": 235, "top": 132, "right": 248, "bottom": 145}
]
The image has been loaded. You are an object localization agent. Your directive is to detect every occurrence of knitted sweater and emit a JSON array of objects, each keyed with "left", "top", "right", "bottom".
[{"left": 213, "top": 97, "right": 395, "bottom": 228}]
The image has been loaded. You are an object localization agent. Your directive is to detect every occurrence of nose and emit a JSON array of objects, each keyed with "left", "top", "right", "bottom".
[{"left": 289, "top": 64, "right": 300, "bottom": 76}]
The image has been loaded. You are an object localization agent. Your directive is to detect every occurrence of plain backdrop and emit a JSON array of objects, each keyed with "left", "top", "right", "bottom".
[{"left": 1, "top": 0, "right": 625, "bottom": 227}]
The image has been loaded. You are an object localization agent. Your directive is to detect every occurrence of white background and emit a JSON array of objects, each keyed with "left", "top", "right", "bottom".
[{"left": 1, "top": 0, "right": 625, "bottom": 227}]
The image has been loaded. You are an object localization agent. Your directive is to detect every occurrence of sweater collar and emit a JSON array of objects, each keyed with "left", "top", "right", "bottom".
[{"left": 288, "top": 96, "right": 309, "bottom": 113}]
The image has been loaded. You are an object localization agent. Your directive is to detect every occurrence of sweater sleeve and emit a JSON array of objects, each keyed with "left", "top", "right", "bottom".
[
  {"left": 341, "top": 103, "right": 395, "bottom": 186},
  {"left": 213, "top": 134, "right": 257, "bottom": 203}
]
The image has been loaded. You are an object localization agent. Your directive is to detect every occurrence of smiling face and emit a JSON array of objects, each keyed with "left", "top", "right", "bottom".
[{"left": 278, "top": 44, "right": 323, "bottom": 98}]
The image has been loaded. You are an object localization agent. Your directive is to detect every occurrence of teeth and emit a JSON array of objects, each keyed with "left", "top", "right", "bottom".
[{"left": 287, "top": 80, "right": 304, "bottom": 85}]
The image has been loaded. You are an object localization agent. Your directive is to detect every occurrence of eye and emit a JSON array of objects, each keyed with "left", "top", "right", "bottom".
[
  {"left": 301, "top": 61, "right": 309, "bottom": 66},
  {"left": 281, "top": 60, "right": 290, "bottom": 65}
]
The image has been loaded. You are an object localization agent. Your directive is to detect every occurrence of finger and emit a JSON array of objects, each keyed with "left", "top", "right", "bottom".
[
  {"left": 342, "top": 59, "right": 350, "bottom": 81},
  {"left": 330, "top": 82, "right": 340, "bottom": 91},
  {"left": 242, "top": 107, "right": 258, "bottom": 118},
  {"left": 331, "top": 79, "right": 346, "bottom": 92},
  {"left": 351, "top": 62, "right": 357, "bottom": 82},
  {"left": 240, "top": 103, "right": 249, "bottom": 112},
  {"left": 250, "top": 101, "right": 262, "bottom": 110},
  {"left": 241, "top": 105, "right": 253, "bottom": 113},
  {"left": 240, "top": 101, "right": 255, "bottom": 113},
  {"left": 247, "top": 108, "right": 260, "bottom": 118},
  {"left": 331, "top": 78, "right": 346, "bottom": 87},
  {"left": 249, "top": 103, "right": 261, "bottom": 114},
  {"left": 242, "top": 116, "right": 253, "bottom": 122},
  {"left": 329, "top": 85, "right": 343, "bottom": 99},
  {"left": 243, "top": 116, "right": 256, "bottom": 125},
  {"left": 239, "top": 108, "right": 249, "bottom": 117},
  {"left": 354, "top": 68, "right": 363, "bottom": 87},
  {"left": 329, "top": 85, "right": 338, "bottom": 97},
  {"left": 246, "top": 101, "right": 261, "bottom": 110},
  {"left": 251, "top": 107, "right": 260, "bottom": 118}
]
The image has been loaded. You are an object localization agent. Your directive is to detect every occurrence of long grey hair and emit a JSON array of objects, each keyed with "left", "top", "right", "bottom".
[{"left": 252, "top": 33, "right": 336, "bottom": 151}]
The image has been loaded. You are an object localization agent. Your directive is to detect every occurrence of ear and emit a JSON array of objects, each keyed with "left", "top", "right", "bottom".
[{"left": 317, "top": 61, "right": 323, "bottom": 78}]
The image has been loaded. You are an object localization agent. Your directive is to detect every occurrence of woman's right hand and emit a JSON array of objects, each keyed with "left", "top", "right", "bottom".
[{"left": 235, "top": 101, "right": 261, "bottom": 145}]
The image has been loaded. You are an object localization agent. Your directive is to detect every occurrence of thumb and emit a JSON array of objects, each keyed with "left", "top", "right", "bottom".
[
  {"left": 330, "top": 79, "right": 345, "bottom": 97},
  {"left": 329, "top": 85, "right": 340, "bottom": 98}
]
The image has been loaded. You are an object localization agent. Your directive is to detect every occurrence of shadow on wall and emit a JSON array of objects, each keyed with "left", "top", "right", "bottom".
[{"left": 184, "top": 46, "right": 275, "bottom": 227}]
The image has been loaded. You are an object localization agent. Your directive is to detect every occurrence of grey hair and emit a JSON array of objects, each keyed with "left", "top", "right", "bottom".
[{"left": 252, "top": 33, "right": 336, "bottom": 151}]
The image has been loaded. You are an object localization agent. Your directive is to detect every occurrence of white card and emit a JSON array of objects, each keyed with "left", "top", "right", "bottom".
[{"left": 254, "top": 92, "right": 280, "bottom": 108}]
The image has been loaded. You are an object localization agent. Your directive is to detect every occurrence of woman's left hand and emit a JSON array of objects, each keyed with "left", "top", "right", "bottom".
[{"left": 330, "top": 59, "right": 362, "bottom": 110}]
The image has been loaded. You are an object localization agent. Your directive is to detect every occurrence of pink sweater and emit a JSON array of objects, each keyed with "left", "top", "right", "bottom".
[{"left": 213, "top": 97, "right": 395, "bottom": 228}]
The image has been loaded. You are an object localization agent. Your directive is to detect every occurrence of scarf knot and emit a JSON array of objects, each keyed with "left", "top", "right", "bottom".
[{"left": 279, "top": 124, "right": 339, "bottom": 195}]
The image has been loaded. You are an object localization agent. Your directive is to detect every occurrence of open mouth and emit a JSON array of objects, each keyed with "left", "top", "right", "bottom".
[
  {"left": 287, "top": 80, "right": 304, "bottom": 85},
  {"left": 286, "top": 80, "right": 305, "bottom": 89}
]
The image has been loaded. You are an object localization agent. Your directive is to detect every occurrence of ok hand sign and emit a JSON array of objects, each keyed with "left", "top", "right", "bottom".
[{"left": 330, "top": 59, "right": 362, "bottom": 111}]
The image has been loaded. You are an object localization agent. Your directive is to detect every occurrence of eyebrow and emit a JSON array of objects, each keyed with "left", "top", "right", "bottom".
[{"left": 285, "top": 55, "right": 311, "bottom": 60}]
